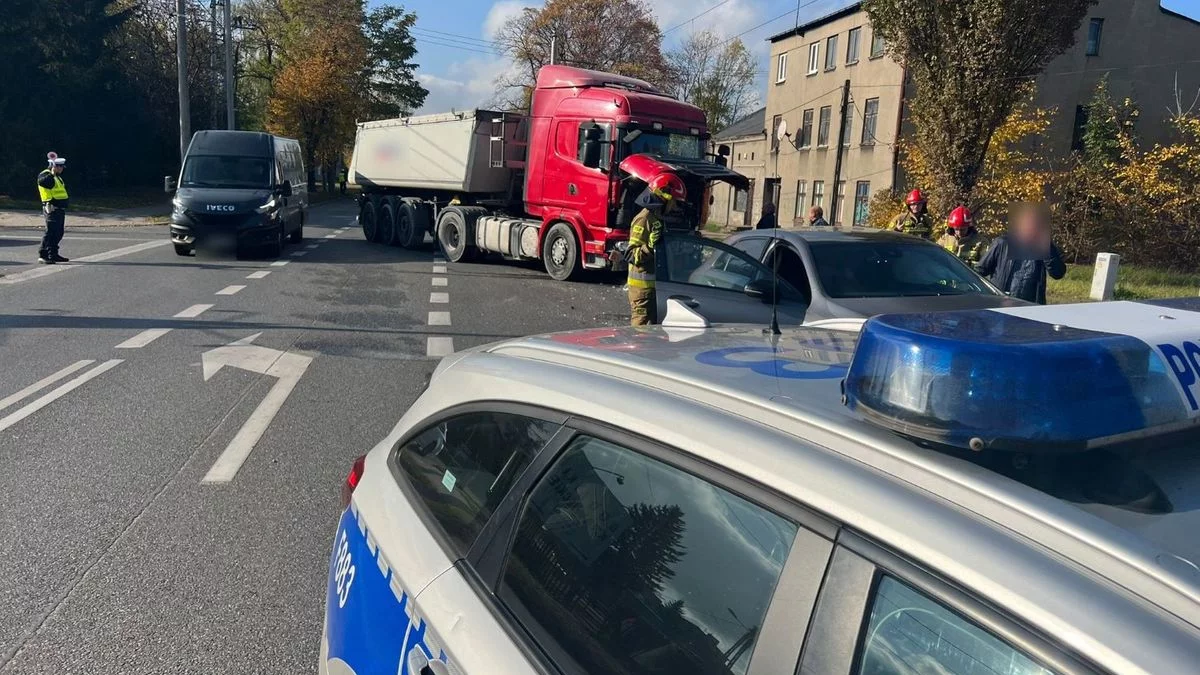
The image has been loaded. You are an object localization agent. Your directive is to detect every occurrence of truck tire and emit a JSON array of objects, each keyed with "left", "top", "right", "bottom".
[
  {"left": 360, "top": 198, "right": 380, "bottom": 242},
  {"left": 437, "top": 207, "right": 472, "bottom": 262},
  {"left": 543, "top": 222, "right": 580, "bottom": 281},
  {"left": 399, "top": 199, "right": 428, "bottom": 249},
  {"left": 395, "top": 202, "right": 419, "bottom": 249},
  {"left": 379, "top": 199, "right": 399, "bottom": 246}
]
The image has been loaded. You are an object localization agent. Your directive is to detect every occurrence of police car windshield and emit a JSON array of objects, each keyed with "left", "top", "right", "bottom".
[
  {"left": 181, "top": 155, "right": 272, "bottom": 189},
  {"left": 809, "top": 241, "right": 998, "bottom": 298},
  {"left": 627, "top": 131, "right": 704, "bottom": 160}
]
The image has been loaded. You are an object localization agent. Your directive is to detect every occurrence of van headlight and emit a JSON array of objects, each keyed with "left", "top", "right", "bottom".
[
  {"left": 171, "top": 197, "right": 185, "bottom": 216},
  {"left": 255, "top": 197, "right": 277, "bottom": 214}
]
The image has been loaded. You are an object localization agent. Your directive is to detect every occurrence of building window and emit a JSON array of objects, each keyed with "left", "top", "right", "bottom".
[
  {"left": 825, "top": 35, "right": 838, "bottom": 71},
  {"left": 1087, "top": 18, "right": 1103, "bottom": 56},
  {"left": 870, "top": 31, "right": 885, "bottom": 58},
  {"left": 812, "top": 180, "right": 825, "bottom": 208},
  {"left": 800, "top": 109, "right": 814, "bottom": 149},
  {"left": 835, "top": 181, "right": 847, "bottom": 226},
  {"left": 842, "top": 105, "right": 853, "bottom": 147},
  {"left": 847, "top": 27, "right": 861, "bottom": 64},
  {"left": 776, "top": 52, "right": 788, "bottom": 83},
  {"left": 733, "top": 187, "right": 748, "bottom": 212},
  {"left": 862, "top": 98, "right": 879, "bottom": 145},
  {"left": 771, "top": 114, "right": 783, "bottom": 152},
  {"left": 808, "top": 42, "right": 820, "bottom": 75},
  {"left": 737, "top": 152, "right": 742, "bottom": 160},
  {"left": 794, "top": 180, "right": 807, "bottom": 218},
  {"left": 818, "top": 106, "right": 832, "bottom": 147},
  {"left": 854, "top": 181, "right": 871, "bottom": 226},
  {"left": 750, "top": 151, "right": 755, "bottom": 160},
  {"left": 1072, "top": 105, "right": 1090, "bottom": 152}
]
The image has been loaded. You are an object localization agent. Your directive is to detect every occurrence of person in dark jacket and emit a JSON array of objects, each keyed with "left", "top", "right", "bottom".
[
  {"left": 976, "top": 203, "right": 1066, "bottom": 304},
  {"left": 754, "top": 202, "right": 778, "bottom": 230}
]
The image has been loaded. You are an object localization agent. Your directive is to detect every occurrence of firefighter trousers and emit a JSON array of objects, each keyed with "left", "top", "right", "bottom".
[{"left": 628, "top": 286, "right": 658, "bottom": 327}]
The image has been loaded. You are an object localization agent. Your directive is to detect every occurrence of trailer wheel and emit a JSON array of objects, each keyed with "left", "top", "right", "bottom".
[
  {"left": 437, "top": 208, "right": 472, "bottom": 262},
  {"left": 360, "top": 198, "right": 380, "bottom": 242},
  {"left": 379, "top": 199, "right": 399, "bottom": 246},
  {"left": 543, "top": 222, "right": 580, "bottom": 282},
  {"left": 400, "top": 200, "right": 429, "bottom": 248}
]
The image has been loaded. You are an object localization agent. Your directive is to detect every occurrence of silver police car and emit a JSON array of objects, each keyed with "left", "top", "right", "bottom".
[{"left": 321, "top": 299, "right": 1200, "bottom": 675}]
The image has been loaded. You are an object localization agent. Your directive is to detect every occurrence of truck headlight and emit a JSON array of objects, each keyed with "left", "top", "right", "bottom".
[{"left": 255, "top": 197, "right": 277, "bottom": 214}]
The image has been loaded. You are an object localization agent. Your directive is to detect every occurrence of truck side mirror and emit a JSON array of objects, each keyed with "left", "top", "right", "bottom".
[
  {"left": 164, "top": 176, "right": 176, "bottom": 193},
  {"left": 581, "top": 124, "right": 604, "bottom": 169},
  {"left": 714, "top": 143, "right": 731, "bottom": 168}
]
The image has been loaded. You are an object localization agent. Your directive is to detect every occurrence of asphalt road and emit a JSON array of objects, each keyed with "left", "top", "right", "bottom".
[{"left": 0, "top": 199, "right": 628, "bottom": 673}]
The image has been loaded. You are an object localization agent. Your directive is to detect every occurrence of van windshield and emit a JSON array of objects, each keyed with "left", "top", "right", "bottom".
[{"left": 181, "top": 155, "right": 272, "bottom": 189}]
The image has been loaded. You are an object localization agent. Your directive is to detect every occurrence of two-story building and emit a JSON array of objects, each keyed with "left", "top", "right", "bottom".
[
  {"left": 749, "top": 0, "right": 1200, "bottom": 227},
  {"left": 707, "top": 107, "right": 768, "bottom": 230}
]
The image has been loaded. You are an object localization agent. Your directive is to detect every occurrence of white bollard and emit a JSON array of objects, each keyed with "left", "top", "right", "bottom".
[{"left": 1090, "top": 252, "right": 1120, "bottom": 301}]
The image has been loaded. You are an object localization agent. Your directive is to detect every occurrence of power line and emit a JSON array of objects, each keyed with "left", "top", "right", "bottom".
[
  {"left": 411, "top": 26, "right": 500, "bottom": 47},
  {"left": 718, "top": 0, "right": 827, "bottom": 49},
  {"left": 412, "top": 30, "right": 503, "bottom": 54},
  {"left": 413, "top": 35, "right": 500, "bottom": 56},
  {"left": 662, "top": 0, "right": 734, "bottom": 35}
]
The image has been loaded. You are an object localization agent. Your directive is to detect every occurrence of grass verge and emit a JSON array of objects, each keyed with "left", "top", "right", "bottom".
[{"left": 1048, "top": 264, "right": 1200, "bottom": 303}]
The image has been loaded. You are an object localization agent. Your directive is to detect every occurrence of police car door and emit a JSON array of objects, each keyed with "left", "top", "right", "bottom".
[{"left": 655, "top": 235, "right": 809, "bottom": 325}]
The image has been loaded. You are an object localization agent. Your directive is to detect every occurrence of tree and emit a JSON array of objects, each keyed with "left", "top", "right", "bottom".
[
  {"left": 863, "top": 0, "right": 1095, "bottom": 210},
  {"left": 1081, "top": 74, "right": 1139, "bottom": 170},
  {"left": 668, "top": 31, "right": 759, "bottom": 131},
  {"left": 495, "top": 0, "right": 671, "bottom": 110},
  {"left": 363, "top": 5, "right": 428, "bottom": 120}
]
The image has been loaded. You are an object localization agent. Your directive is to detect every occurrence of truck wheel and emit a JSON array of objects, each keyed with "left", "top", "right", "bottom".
[
  {"left": 399, "top": 201, "right": 427, "bottom": 248},
  {"left": 543, "top": 222, "right": 580, "bottom": 281},
  {"left": 360, "top": 199, "right": 380, "bottom": 242},
  {"left": 437, "top": 208, "right": 472, "bottom": 262},
  {"left": 379, "top": 200, "right": 399, "bottom": 246}
]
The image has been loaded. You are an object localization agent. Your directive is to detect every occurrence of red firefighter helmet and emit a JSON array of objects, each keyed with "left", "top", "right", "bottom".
[
  {"left": 905, "top": 189, "right": 926, "bottom": 206},
  {"left": 648, "top": 173, "right": 687, "bottom": 202},
  {"left": 947, "top": 205, "right": 973, "bottom": 230}
]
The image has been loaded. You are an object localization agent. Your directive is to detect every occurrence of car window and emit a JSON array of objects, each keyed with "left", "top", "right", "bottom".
[
  {"left": 394, "top": 411, "right": 560, "bottom": 554},
  {"left": 856, "top": 576, "right": 1056, "bottom": 675},
  {"left": 764, "top": 243, "right": 813, "bottom": 303},
  {"left": 732, "top": 237, "right": 770, "bottom": 261},
  {"left": 808, "top": 241, "right": 998, "bottom": 299},
  {"left": 660, "top": 235, "right": 802, "bottom": 299},
  {"left": 499, "top": 435, "right": 798, "bottom": 675}
]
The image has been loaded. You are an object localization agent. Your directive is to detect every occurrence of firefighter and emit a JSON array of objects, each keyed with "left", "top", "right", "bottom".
[
  {"left": 937, "top": 206, "right": 989, "bottom": 264},
  {"left": 893, "top": 189, "right": 934, "bottom": 239},
  {"left": 626, "top": 173, "right": 685, "bottom": 327},
  {"left": 36, "top": 152, "right": 70, "bottom": 264}
]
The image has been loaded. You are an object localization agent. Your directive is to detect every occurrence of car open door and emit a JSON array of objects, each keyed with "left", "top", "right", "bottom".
[{"left": 655, "top": 234, "right": 808, "bottom": 325}]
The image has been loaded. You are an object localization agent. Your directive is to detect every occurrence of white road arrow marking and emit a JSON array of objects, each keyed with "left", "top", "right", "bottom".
[{"left": 200, "top": 333, "right": 313, "bottom": 483}]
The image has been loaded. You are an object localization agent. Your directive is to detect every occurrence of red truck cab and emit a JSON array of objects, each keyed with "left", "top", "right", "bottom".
[{"left": 522, "top": 66, "right": 747, "bottom": 272}]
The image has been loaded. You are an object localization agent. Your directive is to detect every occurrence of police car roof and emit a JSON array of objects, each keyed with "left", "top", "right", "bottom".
[{"left": 457, "top": 323, "right": 1200, "bottom": 636}]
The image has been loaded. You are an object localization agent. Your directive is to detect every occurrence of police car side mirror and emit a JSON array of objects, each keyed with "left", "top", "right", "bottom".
[{"left": 164, "top": 176, "right": 176, "bottom": 193}]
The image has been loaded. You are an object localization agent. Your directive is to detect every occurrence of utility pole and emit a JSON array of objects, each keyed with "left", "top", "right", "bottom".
[
  {"left": 830, "top": 79, "right": 851, "bottom": 228},
  {"left": 224, "top": 0, "right": 235, "bottom": 129},
  {"left": 550, "top": 34, "right": 556, "bottom": 65},
  {"left": 176, "top": 0, "right": 190, "bottom": 161},
  {"left": 210, "top": 0, "right": 218, "bottom": 130}
]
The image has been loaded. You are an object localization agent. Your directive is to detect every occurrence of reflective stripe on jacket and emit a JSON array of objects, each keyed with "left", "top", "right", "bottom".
[{"left": 627, "top": 208, "right": 663, "bottom": 288}]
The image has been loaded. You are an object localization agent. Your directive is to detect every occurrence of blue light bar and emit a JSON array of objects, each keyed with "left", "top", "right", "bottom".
[{"left": 843, "top": 310, "right": 1192, "bottom": 452}]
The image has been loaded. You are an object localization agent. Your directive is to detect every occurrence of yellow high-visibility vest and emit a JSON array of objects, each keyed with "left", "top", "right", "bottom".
[{"left": 37, "top": 171, "right": 68, "bottom": 203}]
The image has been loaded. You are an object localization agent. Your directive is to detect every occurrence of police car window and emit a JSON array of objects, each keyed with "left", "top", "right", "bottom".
[
  {"left": 856, "top": 576, "right": 1056, "bottom": 675},
  {"left": 499, "top": 435, "right": 798, "bottom": 675},
  {"left": 394, "top": 412, "right": 560, "bottom": 554}
]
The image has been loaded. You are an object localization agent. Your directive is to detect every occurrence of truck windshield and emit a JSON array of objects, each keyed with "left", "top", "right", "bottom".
[
  {"left": 181, "top": 155, "right": 272, "bottom": 189},
  {"left": 627, "top": 132, "right": 704, "bottom": 160}
]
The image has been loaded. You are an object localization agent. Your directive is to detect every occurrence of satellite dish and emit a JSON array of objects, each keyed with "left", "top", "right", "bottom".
[{"left": 775, "top": 119, "right": 788, "bottom": 141}]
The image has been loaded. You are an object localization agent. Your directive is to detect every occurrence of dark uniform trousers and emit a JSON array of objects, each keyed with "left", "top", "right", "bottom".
[{"left": 41, "top": 207, "right": 66, "bottom": 257}]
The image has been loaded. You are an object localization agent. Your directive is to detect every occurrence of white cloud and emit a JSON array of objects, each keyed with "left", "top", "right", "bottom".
[
  {"left": 417, "top": 56, "right": 516, "bottom": 113},
  {"left": 654, "top": 0, "right": 769, "bottom": 44},
  {"left": 484, "top": 0, "right": 539, "bottom": 39}
]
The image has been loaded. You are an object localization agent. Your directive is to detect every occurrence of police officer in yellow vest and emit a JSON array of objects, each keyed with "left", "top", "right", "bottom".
[
  {"left": 625, "top": 172, "right": 686, "bottom": 326},
  {"left": 36, "top": 151, "right": 70, "bottom": 264}
]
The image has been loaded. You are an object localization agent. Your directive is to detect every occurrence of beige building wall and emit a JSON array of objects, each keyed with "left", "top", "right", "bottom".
[
  {"left": 1035, "top": 0, "right": 1200, "bottom": 154},
  {"left": 708, "top": 134, "right": 768, "bottom": 229},
  {"left": 765, "top": 8, "right": 906, "bottom": 227}
]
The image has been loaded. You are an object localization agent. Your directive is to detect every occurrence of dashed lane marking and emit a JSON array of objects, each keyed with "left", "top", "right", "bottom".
[
  {"left": 324, "top": 234, "right": 337, "bottom": 239},
  {"left": 433, "top": 265, "right": 447, "bottom": 274},
  {"left": 0, "top": 360, "right": 123, "bottom": 433},
  {"left": 428, "top": 311, "right": 451, "bottom": 326},
  {"left": 270, "top": 260, "right": 290, "bottom": 267},
  {"left": 432, "top": 277, "right": 448, "bottom": 287},
  {"left": 430, "top": 292, "right": 449, "bottom": 304},
  {"left": 174, "top": 304, "right": 214, "bottom": 318},
  {"left": 246, "top": 271, "right": 270, "bottom": 279},
  {"left": 216, "top": 285, "right": 246, "bottom": 295},
  {"left": 426, "top": 337, "right": 454, "bottom": 357},
  {"left": 114, "top": 328, "right": 172, "bottom": 349},
  {"left": 0, "top": 240, "right": 170, "bottom": 285},
  {"left": 289, "top": 251, "right": 307, "bottom": 257},
  {"left": 0, "top": 360, "right": 95, "bottom": 413},
  {"left": 305, "top": 244, "right": 319, "bottom": 249}
]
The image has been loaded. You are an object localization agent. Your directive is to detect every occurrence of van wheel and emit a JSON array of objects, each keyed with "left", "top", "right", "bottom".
[
  {"left": 543, "top": 222, "right": 580, "bottom": 281},
  {"left": 263, "top": 222, "right": 284, "bottom": 258},
  {"left": 360, "top": 198, "right": 380, "bottom": 242},
  {"left": 289, "top": 222, "right": 303, "bottom": 243},
  {"left": 437, "top": 207, "right": 472, "bottom": 262},
  {"left": 379, "top": 200, "right": 398, "bottom": 246},
  {"left": 174, "top": 244, "right": 194, "bottom": 257}
]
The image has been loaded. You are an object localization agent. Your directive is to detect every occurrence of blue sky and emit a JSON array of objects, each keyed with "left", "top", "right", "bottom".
[{"left": 378, "top": 0, "right": 1200, "bottom": 114}]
